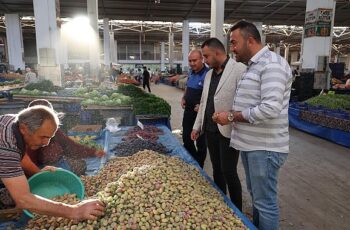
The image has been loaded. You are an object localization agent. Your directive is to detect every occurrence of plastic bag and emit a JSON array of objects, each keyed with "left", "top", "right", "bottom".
[{"left": 105, "top": 118, "right": 121, "bottom": 132}]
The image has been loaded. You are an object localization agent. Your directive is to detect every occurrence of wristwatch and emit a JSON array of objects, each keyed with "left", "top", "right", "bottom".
[{"left": 227, "top": 112, "right": 234, "bottom": 122}]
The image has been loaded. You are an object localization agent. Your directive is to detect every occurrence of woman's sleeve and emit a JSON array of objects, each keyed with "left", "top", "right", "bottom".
[{"left": 56, "top": 129, "right": 97, "bottom": 158}]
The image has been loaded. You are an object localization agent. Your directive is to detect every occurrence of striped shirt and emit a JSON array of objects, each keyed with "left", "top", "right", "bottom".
[
  {"left": 230, "top": 46, "right": 292, "bottom": 153},
  {"left": 0, "top": 115, "right": 25, "bottom": 179}
]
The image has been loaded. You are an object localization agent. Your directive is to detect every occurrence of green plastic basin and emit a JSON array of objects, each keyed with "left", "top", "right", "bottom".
[{"left": 24, "top": 169, "right": 85, "bottom": 218}]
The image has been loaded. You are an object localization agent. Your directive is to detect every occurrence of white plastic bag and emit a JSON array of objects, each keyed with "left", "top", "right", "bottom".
[{"left": 105, "top": 118, "right": 121, "bottom": 132}]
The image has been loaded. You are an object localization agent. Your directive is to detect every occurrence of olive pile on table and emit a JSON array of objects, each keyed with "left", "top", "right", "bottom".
[
  {"left": 25, "top": 150, "right": 247, "bottom": 230},
  {"left": 112, "top": 125, "right": 169, "bottom": 157}
]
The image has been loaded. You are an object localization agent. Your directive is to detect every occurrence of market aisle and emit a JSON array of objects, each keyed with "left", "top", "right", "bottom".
[{"left": 150, "top": 83, "right": 350, "bottom": 230}]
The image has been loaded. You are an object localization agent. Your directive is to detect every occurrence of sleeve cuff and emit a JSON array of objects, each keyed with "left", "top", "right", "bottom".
[{"left": 241, "top": 109, "right": 252, "bottom": 123}]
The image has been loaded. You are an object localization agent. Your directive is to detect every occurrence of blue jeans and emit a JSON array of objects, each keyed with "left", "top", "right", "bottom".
[{"left": 241, "top": 150, "right": 288, "bottom": 230}]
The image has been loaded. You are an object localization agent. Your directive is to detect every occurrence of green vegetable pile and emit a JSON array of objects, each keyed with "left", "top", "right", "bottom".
[
  {"left": 81, "top": 92, "right": 132, "bottom": 107},
  {"left": 13, "top": 88, "right": 58, "bottom": 96},
  {"left": 25, "top": 79, "right": 62, "bottom": 92},
  {"left": 117, "top": 84, "right": 171, "bottom": 116},
  {"left": 117, "top": 84, "right": 146, "bottom": 98},
  {"left": 0, "top": 79, "right": 22, "bottom": 86},
  {"left": 305, "top": 94, "right": 350, "bottom": 110},
  {"left": 77, "top": 139, "right": 103, "bottom": 150}
]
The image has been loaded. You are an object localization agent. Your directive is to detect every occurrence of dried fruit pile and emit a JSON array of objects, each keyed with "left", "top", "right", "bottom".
[
  {"left": 26, "top": 194, "right": 80, "bottom": 229},
  {"left": 26, "top": 151, "right": 248, "bottom": 229},
  {"left": 111, "top": 139, "right": 169, "bottom": 157},
  {"left": 122, "top": 125, "right": 163, "bottom": 142},
  {"left": 81, "top": 151, "right": 166, "bottom": 196}
]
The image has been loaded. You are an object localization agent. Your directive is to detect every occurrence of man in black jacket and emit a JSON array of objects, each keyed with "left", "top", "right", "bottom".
[{"left": 142, "top": 66, "right": 151, "bottom": 92}]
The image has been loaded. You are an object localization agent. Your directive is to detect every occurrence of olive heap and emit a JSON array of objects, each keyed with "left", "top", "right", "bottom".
[
  {"left": 27, "top": 151, "right": 247, "bottom": 229},
  {"left": 26, "top": 194, "right": 80, "bottom": 229},
  {"left": 122, "top": 125, "right": 163, "bottom": 142},
  {"left": 111, "top": 139, "right": 169, "bottom": 157}
]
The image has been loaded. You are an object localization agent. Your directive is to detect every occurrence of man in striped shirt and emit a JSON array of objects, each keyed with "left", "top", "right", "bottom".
[
  {"left": 215, "top": 21, "right": 292, "bottom": 230},
  {"left": 0, "top": 106, "right": 105, "bottom": 220}
]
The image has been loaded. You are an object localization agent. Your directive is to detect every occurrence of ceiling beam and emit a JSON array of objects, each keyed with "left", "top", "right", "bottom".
[
  {"left": 286, "top": 10, "right": 304, "bottom": 22},
  {"left": 184, "top": 0, "right": 201, "bottom": 19},
  {"left": 263, "top": 0, "right": 281, "bottom": 8},
  {"left": 146, "top": 0, "right": 152, "bottom": 18},
  {"left": 100, "top": 0, "right": 106, "bottom": 18},
  {"left": 0, "top": 1, "right": 11, "bottom": 13},
  {"left": 224, "top": 1, "right": 248, "bottom": 21},
  {"left": 263, "top": 1, "right": 294, "bottom": 21}
]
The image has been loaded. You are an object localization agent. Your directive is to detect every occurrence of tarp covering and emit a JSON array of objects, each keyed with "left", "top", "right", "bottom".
[
  {"left": 1, "top": 125, "right": 256, "bottom": 230},
  {"left": 289, "top": 107, "right": 350, "bottom": 148}
]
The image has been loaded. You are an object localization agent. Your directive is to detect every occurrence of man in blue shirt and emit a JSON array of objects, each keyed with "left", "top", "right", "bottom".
[{"left": 181, "top": 50, "right": 209, "bottom": 167}]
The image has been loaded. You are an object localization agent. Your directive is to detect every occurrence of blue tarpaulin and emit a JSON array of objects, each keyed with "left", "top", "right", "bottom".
[
  {"left": 1, "top": 125, "right": 256, "bottom": 230},
  {"left": 103, "top": 125, "right": 256, "bottom": 230},
  {"left": 289, "top": 107, "right": 350, "bottom": 148}
]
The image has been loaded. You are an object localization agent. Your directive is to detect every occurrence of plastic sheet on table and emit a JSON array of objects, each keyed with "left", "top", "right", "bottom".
[
  {"left": 103, "top": 125, "right": 257, "bottom": 229},
  {"left": 289, "top": 107, "right": 350, "bottom": 148}
]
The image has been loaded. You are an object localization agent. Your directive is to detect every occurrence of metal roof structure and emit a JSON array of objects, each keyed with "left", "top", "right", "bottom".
[
  {"left": 1, "top": 0, "right": 349, "bottom": 26},
  {"left": 0, "top": 0, "right": 349, "bottom": 54}
]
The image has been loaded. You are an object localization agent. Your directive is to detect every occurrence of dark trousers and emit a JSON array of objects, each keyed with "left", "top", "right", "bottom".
[
  {"left": 206, "top": 130, "right": 242, "bottom": 211},
  {"left": 182, "top": 110, "right": 207, "bottom": 167},
  {"left": 143, "top": 79, "right": 151, "bottom": 92}
]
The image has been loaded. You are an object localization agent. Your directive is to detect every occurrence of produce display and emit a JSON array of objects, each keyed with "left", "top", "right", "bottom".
[
  {"left": 57, "top": 88, "right": 78, "bottom": 97},
  {"left": 13, "top": 80, "right": 61, "bottom": 96},
  {"left": 73, "top": 88, "right": 132, "bottom": 107},
  {"left": 76, "top": 150, "right": 247, "bottom": 229},
  {"left": 132, "top": 94, "right": 171, "bottom": 116},
  {"left": 26, "top": 194, "right": 80, "bottom": 229},
  {"left": 331, "top": 77, "right": 350, "bottom": 89},
  {"left": 300, "top": 110, "right": 350, "bottom": 132},
  {"left": 122, "top": 125, "right": 163, "bottom": 142},
  {"left": 111, "top": 139, "right": 169, "bottom": 157},
  {"left": 117, "top": 84, "right": 146, "bottom": 98},
  {"left": 13, "top": 88, "right": 58, "bottom": 96},
  {"left": 117, "top": 84, "right": 171, "bottom": 116},
  {"left": 77, "top": 138, "right": 103, "bottom": 150},
  {"left": 81, "top": 93, "right": 131, "bottom": 107},
  {"left": 305, "top": 94, "right": 350, "bottom": 110},
  {"left": 0, "top": 79, "right": 23, "bottom": 87},
  {"left": 81, "top": 150, "right": 165, "bottom": 197},
  {"left": 25, "top": 80, "right": 61, "bottom": 92},
  {"left": 292, "top": 94, "right": 350, "bottom": 132}
]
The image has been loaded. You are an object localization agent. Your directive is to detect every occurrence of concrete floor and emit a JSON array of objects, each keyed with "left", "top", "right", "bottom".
[{"left": 150, "top": 83, "right": 350, "bottom": 230}]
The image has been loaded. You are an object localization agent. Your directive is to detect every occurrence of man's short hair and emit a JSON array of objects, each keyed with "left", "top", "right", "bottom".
[
  {"left": 229, "top": 20, "right": 261, "bottom": 43},
  {"left": 201, "top": 38, "right": 226, "bottom": 53},
  {"left": 189, "top": 50, "right": 202, "bottom": 57},
  {"left": 28, "top": 99, "right": 53, "bottom": 109},
  {"left": 16, "top": 106, "right": 60, "bottom": 133}
]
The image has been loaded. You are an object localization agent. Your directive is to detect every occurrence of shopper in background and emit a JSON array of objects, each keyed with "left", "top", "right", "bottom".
[
  {"left": 0, "top": 105, "right": 105, "bottom": 219},
  {"left": 181, "top": 50, "right": 209, "bottom": 168},
  {"left": 142, "top": 66, "right": 151, "bottom": 93},
  {"left": 216, "top": 20, "right": 292, "bottom": 230},
  {"left": 15, "top": 68, "right": 23, "bottom": 75},
  {"left": 21, "top": 99, "right": 105, "bottom": 177},
  {"left": 24, "top": 67, "right": 38, "bottom": 84},
  {"left": 191, "top": 38, "right": 246, "bottom": 210}
]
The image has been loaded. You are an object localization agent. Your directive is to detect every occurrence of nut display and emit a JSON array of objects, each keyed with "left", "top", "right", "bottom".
[
  {"left": 26, "top": 194, "right": 80, "bottom": 229},
  {"left": 26, "top": 151, "right": 247, "bottom": 229}
]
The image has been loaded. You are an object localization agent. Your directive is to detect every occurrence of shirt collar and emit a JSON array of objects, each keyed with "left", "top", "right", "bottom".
[
  {"left": 190, "top": 65, "right": 207, "bottom": 75},
  {"left": 12, "top": 121, "right": 26, "bottom": 154},
  {"left": 248, "top": 46, "right": 269, "bottom": 66},
  {"left": 221, "top": 55, "right": 230, "bottom": 69}
]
